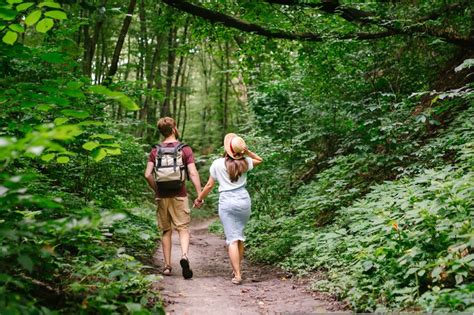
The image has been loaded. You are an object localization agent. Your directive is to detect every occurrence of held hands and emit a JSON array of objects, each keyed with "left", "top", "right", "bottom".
[{"left": 193, "top": 198, "right": 204, "bottom": 209}]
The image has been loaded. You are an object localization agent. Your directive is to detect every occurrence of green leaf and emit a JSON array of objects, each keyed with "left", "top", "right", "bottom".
[
  {"left": 37, "top": 104, "right": 52, "bottom": 111},
  {"left": 88, "top": 85, "right": 140, "bottom": 111},
  {"left": 41, "top": 153, "right": 55, "bottom": 162},
  {"left": 40, "top": 52, "right": 65, "bottom": 63},
  {"left": 102, "top": 143, "right": 120, "bottom": 147},
  {"left": 63, "top": 89, "right": 85, "bottom": 99},
  {"left": 91, "top": 147, "right": 107, "bottom": 162},
  {"left": 2, "top": 31, "right": 17, "bottom": 45},
  {"left": 53, "top": 117, "right": 69, "bottom": 125},
  {"left": 44, "top": 10, "right": 66, "bottom": 20},
  {"left": 60, "top": 109, "right": 90, "bottom": 119},
  {"left": 431, "top": 266, "right": 442, "bottom": 280},
  {"left": 362, "top": 261, "right": 373, "bottom": 271},
  {"left": 105, "top": 147, "right": 121, "bottom": 156},
  {"left": 38, "top": 2, "right": 61, "bottom": 9},
  {"left": 16, "top": 2, "right": 35, "bottom": 12},
  {"left": 18, "top": 255, "right": 33, "bottom": 273},
  {"left": 8, "top": 23, "right": 24, "bottom": 33},
  {"left": 91, "top": 134, "right": 114, "bottom": 140},
  {"left": 35, "top": 18, "right": 54, "bottom": 33},
  {"left": 7, "top": 0, "right": 23, "bottom": 4},
  {"left": 25, "top": 10, "right": 41, "bottom": 26},
  {"left": 82, "top": 141, "right": 100, "bottom": 151},
  {"left": 56, "top": 156, "right": 69, "bottom": 164},
  {"left": 78, "top": 120, "right": 103, "bottom": 126},
  {"left": 0, "top": 7, "right": 17, "bottom": 21},
  {"left": 66, "top": 81, "right": 83, "bottom": 90},
  {"left": 125, "top": 303, "right": 144, "bottom": 312},
  {"left": 455, "top": 59, "right": 474, "bottom": 72},
  {"left": 52, "top": 125, "right": 83, "bottom": 140}
]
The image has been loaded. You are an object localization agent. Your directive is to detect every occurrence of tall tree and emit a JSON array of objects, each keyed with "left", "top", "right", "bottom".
[
  {"left": 82, "top": 0, "right": 108, "bottom": 77},
  {"left": 104, "top": 0, "right": 138, "bottom": 85},
  {"left": 161, "top": 26, "right": 177, "bottom": 117}
]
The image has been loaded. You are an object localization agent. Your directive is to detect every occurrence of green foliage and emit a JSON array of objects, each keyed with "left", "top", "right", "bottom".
[
  {"left": 240, "top": 28, "right": 474, "bottom": 312},
  {"left": 208, "top": 219, "right": 224, "bottom": 236},
  {"left": 245, "top": 85, "right": 474, "bottom": 312},
  {"left": 1, "top": 0, "right": 67, "bottom": 45},
  {"left": 0, "top": 24, "right": 162, "bottom": 312}
]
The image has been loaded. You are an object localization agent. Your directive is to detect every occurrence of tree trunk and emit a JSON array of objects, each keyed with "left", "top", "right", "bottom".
[
  {"left": 138, "top": 0, "right": 148, "bottom": 121},
  {"left": 218, "top": 50, "right": 225, "bottom": 139},
  {"left": 224, "top": 41, "right": 230, "bottom": 135},
  {"left": 144, "top": 35, "right": 165, "bottom": 140},
  {"left": 177, "top": 57, "right": 187, "bottom": 129},
  {"left": 104, "top": 0, "right": 137, "bottom": 86},
  {"left": 161, "top": 27, "right": 177, "bottom": 117},
  {"left": 181, "top": 61, "right": 192, "bottom": 141},
  {"left": 82, "top": 0, "right": 107, "bottom": 77},
  {"left": 123, "top": 34, "right": 132, "bottom": 81},
  {"left": 172, "top": 21, "right": 189, "bottom": 118}
]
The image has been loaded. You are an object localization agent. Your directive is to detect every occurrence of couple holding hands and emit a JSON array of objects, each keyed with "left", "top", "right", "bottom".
[{"left": 144, "top": 117, "right": 262, "bottom": 285}]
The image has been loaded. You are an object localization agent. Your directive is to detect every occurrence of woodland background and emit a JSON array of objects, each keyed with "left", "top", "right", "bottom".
[{"left": 0, "top": 0, "right": 473, "bottom": 313}]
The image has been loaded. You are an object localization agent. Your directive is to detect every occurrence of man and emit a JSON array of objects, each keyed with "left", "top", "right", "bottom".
[{"left": 144, "top": 117, "right": 201, "bottom": 279}]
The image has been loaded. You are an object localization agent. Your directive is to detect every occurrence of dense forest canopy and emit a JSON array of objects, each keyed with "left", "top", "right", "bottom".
[{"left": 0, "top": 0, "right": 473, "bottom": 313}]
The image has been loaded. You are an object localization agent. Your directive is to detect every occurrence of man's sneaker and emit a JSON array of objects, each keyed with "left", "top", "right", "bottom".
[{"left": 180, "top": 255, "right": 193, "bottom": 279}]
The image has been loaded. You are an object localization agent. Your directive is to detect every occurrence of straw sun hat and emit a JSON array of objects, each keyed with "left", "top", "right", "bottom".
[{"left": 224, "top": 133, "right": 246, "bottom": 160}]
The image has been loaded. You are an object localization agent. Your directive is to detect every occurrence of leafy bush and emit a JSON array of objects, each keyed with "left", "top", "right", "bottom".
[{"left": 244, "top": 80, "right": 474, "bottom": 312}]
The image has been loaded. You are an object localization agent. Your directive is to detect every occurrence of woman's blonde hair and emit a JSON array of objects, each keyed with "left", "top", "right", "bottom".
[{"left": 225, "top": 154, "right": 248, "bottom": 182}]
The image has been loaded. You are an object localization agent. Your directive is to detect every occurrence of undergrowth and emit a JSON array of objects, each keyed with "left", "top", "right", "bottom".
[{"left": 245, "top": 87, "right": 474, "bottom": 312}]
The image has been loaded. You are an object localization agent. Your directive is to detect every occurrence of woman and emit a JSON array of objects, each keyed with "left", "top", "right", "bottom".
[{"left": 194, "top": 133, "right": 263, "bottom": 285}]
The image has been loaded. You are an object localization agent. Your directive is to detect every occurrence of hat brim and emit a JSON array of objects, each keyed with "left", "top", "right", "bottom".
[{"left": 224, "top": 133, "right": 244, "bottom": 159}]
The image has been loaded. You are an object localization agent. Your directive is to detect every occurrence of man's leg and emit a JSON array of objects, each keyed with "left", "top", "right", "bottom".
[
  {"left": 156, "top": 198, "right": 173, "bottom": 274},
  {"left": 170, "top": 197, "right": 193, "bottom": 279},
  {"left": 177, "top": 228, "right": 190, "bottom": 257},
  {"left": 178, "top": 227, "right": 193, "bottom": 279},
  {"left": 162, "top": 229, "right": 172, "bottom": 266}
]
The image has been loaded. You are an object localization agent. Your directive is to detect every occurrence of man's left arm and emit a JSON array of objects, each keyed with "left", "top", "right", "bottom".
[{"left": 187, "top": 162, "right": 202, "bottom": 196}]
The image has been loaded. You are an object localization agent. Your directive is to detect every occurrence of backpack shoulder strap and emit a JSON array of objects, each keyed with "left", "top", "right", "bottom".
[
  {"left": 176, "top": 142, "right": 188, "bottom": 151},
  {"left": 175, "top": 142, "right": 190, "bottom": 180},
  {"left": 154, "top": 144, "right": 163, "bottom": 168}
]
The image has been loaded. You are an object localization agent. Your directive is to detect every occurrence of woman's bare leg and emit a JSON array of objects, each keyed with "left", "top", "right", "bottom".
[
  {"left": 228, "top": 242, "right": 241, "bottom": 279},
  {"left": 238, "top": 240, "right": 244, "bottom": 263}
]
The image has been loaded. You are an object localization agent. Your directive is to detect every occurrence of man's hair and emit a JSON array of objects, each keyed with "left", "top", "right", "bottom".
[{"left": 157, "top": 117, "right": 177, "bottom": 137}]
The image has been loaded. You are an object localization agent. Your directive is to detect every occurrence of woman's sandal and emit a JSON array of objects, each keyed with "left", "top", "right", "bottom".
[
  {"left": 231, "top": 276, "right": 242, "bottom": 285},
  {"left": 163, "top": 265, "right": 172, "bottom": 276}
]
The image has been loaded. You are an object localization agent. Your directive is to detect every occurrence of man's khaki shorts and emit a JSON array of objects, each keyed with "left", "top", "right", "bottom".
[{"left": 156, "top": 196, "right": 191, "bottom": 232}]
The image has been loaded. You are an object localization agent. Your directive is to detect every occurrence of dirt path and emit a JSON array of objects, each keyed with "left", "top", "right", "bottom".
[{"left": 153, "top": 218, "right": 346, "bottom": 314}]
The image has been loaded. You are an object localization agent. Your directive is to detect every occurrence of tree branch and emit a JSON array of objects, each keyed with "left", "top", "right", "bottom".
[
  {"left": 263, "top": 0, "right": 373, "bottom": 24},
  {"left": 161, "top": 0, "right": 474, "bottom": 49}
]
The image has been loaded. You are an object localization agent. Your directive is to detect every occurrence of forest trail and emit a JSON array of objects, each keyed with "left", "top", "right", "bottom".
[{"left": 152, "top": 218, "right": 345, "bottom": 314}]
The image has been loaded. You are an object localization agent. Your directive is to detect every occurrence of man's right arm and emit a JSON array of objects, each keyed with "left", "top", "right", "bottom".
[{"left": 144, "top": 161, "right": 158, "bottom": 195}]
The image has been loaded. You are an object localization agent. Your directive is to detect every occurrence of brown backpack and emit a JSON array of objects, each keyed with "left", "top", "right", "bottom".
[{"left": 153, "top": 143, "right": 189, "bottom": 190}]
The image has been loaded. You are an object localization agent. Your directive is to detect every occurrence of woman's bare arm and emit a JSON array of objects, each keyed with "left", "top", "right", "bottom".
[
  {"left": 245, "top": 149, "right": 263, "bottom": 166},
  {"left": 194, "top": 177, "right": 215, "bottom": 207}
]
